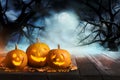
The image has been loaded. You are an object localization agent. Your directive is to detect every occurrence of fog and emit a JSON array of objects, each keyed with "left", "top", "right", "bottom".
[{"left": 6, "top": 10, "right": 114, "bottom": 57}]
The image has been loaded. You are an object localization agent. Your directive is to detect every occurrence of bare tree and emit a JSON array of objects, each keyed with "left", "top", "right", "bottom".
[
  {"left": 72, "top": 0, "right": 120, "bottom": 51},
  {"left": 1, "top": 0, "right": 120, "bottom": 51},
  {"left": 0, "top": 0, "right": 51, "bottom": 50}
]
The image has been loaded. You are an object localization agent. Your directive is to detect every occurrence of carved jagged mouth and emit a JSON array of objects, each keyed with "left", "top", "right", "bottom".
[
  {"left": 12, "top": 60, "right": 22, "bottom": 66},
  {"left": 30, "top": 55, "right": 46, "bottom": 62},
  {"left": 53, "top": 62, "right": 65, "bottom": 66}
]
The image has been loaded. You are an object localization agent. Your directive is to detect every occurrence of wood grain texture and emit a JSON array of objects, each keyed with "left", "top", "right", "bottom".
[{"left": 0, "top": 54, "right": 120, "bottom": 80}]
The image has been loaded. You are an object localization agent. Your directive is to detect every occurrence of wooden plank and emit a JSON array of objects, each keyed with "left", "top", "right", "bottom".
[
  {"left": 87, "top": 55, "right": 109, "bottom": 75},
  {"left": 0, "top": 71, "right": 80, "bottom": 80},
  {"left": 90, "top": 54, "right": 120, "bottom": 75},
  {"left": 85, "top": 54, "right": 120, "bottom": 80},
  {"left": 76, "top": 57, "right": 102, "bottom": 76},
  {"left": 102, "top": 76, "right": 120, "bottom": 80},
  {"left": 0, "top": 54, "right": 120, "bottom": 80},
  {"left": 47, "top": 56, "right": 80, "bottom": 80},
  {"left": 79, "top": 76, "right": 103, "bottom": 80},
  {"left": 0, "top": 56, "right": 79, "bottom": 80},
  {"left": 0, "top": 72, "right": 48, "bottom": 80},
  {"left": 76, "top": 57, "right": 104, "bottom": 80},
  {"left": 22, "top": 72, "right": 48, "bottom": 80},
  {"left": 47, "top": 71, "right": 80, "bottom": 80},
  {"left": 0, "top": 73, "right": 22, "bottom": 80}
]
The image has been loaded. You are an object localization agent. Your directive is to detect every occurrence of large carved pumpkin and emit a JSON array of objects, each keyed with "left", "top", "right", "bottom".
[
  {"left": 47, "top": 45, "right": 71, "bottom": 68},
  {"left": 26, "top": 38, "right": 50, "bottom": 67},
  {"left": 5, "top": 44, "right": 28, "bottom": 69}
]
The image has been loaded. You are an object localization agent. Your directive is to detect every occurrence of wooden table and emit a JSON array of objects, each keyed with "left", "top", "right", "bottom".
[{"left": 0, "top": 54, "right": 120, "bottom": 80}]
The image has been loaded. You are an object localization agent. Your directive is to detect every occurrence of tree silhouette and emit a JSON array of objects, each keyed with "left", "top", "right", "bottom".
[
  {"left": 73, "top": 0, "right": 120, "bottom": 51},
  {"left": 0, "top": 0, "right": 51, "bottom": 50},
  {"left": 0, "top": 0, "right": 120, "bottom": 51}
]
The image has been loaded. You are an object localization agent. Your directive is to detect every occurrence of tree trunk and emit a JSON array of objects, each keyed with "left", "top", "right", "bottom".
[
  {"left": 108, "top": 41, "right": 118, "bottom": 51},
  {"left": 0, "top": 28, "right": 11, "bottom": 52},
  {"left": 100, "top": 40, "right": 118, "bottom": 51}
]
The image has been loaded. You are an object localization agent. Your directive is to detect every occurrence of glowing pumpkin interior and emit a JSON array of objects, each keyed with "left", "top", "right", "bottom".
[
  {"left": 26, "top": 38, "right": 50, "bottom": 67},
  {"left": 47, "top": 44, "right": 71, "bottom": 68},
  {"left": 5, "top": 44, "right": 28, "bottom": 69}
]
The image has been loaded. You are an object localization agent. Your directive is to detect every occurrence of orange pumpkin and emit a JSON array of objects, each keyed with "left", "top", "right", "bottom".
[
  {"left": 47, "top": 44, "right": 71, "bottom": 68},
  {"left": 4, "top": 44, "right": 28, "bottom": 69},
  {"left": 26, "top": 38, "right": 50, "bottom": 67}
]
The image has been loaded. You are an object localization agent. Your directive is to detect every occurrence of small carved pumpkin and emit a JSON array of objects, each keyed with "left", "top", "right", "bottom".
[
  {"left": 26, "top": 38, "right": 50, "bottom": 67},
  {"left": 4, "top": 44, "right": 28, "bottom": 69},
  {"left": 47, "top": 44, "right": 71, "bottom": 68}
]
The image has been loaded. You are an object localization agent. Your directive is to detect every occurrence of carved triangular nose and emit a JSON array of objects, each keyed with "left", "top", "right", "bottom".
[
  {"left": 56, "top": 58, "right": 60, "bottom": 61},
  {"left": 37, "top": 52, "right": 41, "bottom": 57},
  {"left": 16, "top": 57, "right": 20, "bottom": 61}
]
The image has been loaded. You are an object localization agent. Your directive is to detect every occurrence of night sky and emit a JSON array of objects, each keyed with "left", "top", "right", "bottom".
[{"left": 0, "top": 0, "right": 120, "bottom": 57}]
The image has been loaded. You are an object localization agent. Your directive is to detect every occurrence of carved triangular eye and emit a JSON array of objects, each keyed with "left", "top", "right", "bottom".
[
  {"left": 47, "top": 44, "right": 71, "bottom": 68},
  {"left": 32, "top": 49, "right": 36, "bottom": 53},
  {"left": 60, "top": 54, "right": 64, "bottom": 60},
  {"left": 19, "top": 53, "right": 23, "bottom": 58},
  {"left": 12, "top": 53, "right": 17, "bottom": 58},
  {"left": 51, "top": 54, "right": 56, "bottom": 59},
  {"left": 5, "top": 45, "right": 28, "bottom": 69},
  {"left": 38, "top": 53, "right": 41, "bottom": 56},
  {"left": 26, "top": 38, "right": 50, "bottom": 67},
  {"left": 42, "top": 48, "right": 47, "bottom": 51}
]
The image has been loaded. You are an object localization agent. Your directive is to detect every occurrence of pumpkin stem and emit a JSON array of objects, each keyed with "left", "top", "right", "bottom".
[
  {"left": 36, "top": 38, "right": 40, "bottom": 43},
  {"left": 15, "top": 44, "right": 18, "bottom": 50},
  {"left": 58, "top": 44, "right": 60, "bottom": 49}
]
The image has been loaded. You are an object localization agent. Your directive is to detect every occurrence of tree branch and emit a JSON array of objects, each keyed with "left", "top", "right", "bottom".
[
  {"left": 0, "top": 2, "right": 5, "bottom": 26},
  {"left": 113, "top": 8, "right": 120, "bottom": 17},
  {"left": 26, "top": 23, "right": 45, "bottom": 30},
  {"left": 78, "top": 22, "right": 88, "bottom": 35},
  {"left": 3, "top": 0, "right": 8, "bottom": 13}
]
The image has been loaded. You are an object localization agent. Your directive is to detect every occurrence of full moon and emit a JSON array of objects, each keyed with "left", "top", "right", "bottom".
[{"left": 58, "top": 12, "right": 70, "bottom": 23}]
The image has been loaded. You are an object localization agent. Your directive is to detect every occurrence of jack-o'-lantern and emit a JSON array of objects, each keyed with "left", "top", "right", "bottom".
[
  {"left": 47, "top": 44, "right": 71, "bottom": 68},
  {"left": 26, "top": 38, "right": 50, "bottom": 67},
  {"left": 4, "top": 44, "right": 28, "bottom": 69}
]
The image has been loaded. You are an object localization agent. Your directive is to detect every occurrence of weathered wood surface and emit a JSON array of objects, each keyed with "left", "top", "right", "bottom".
[
  {"left": 0, "top": 54, "right": 120, "bottom": 80},
  {"left": 76, "top": 54, "right": 120, "bottom": 80}
]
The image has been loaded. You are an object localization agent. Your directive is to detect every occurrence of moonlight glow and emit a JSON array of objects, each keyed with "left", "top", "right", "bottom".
[
  {"left": 58, "top": 12, "right": 70, "bottom": 23},
  {"left": 43, "top": 11, "right": 105, "bottom": 56},
  {"left": 6, "top": 10, "right": 106, "bottom": 57}
]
